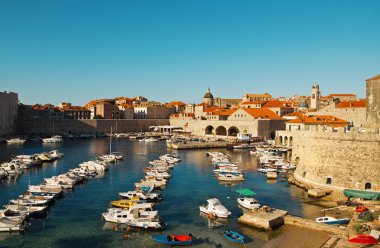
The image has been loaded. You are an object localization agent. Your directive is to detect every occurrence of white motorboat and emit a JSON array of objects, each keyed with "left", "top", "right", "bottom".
[
  {"left": 111, "top": 152, "right": 124, "bottom": 160},
  {"left": 14, "top": 155, "right": 41, "bottom": 166},
  {"left": 0, "top": 162, "right": 22, "bottom": 175},
  {"left": 199, "top": 198, "right": 231, "bottom": 218},
  {"left": 28, "top": 184, "right": 63, "bottom": 195},
  {"left": 135, "top": 177, "right": 167, "bottom": 189},
  {"left": 43, "top": 135, "right": 63, "bottom": 143},
  {"left": 102, "top": 205, "right": 158, "bottom": 224},
  {"left": 98, "top": 154, "right": 117, "bottom": 162},
  {"left": 80, "top": 161, "right": 109, "bottom": 172},
  {"left": 0, "top": 217, "right": 24, "bottom": 232},
  {"left": 145, "top": 170, "right": 171, "bottom": 179},
  {"left": 6, "top": 138, "right": 26, "bottom": 144},
  {"left": 315, "top": 216, "right": 350, "bottom": 225},
  {"left": 257, "top": 168, "right": 277, "bottom": 173},
  {"left": 237, "top": 197, "right": 260, "bottom": 210},
  {"left": 43, "top": 179, "right": 73, "bottom": 190},
  {"left": 47, "top": 150, "right": 64, "bottom": 159},
  {"left": 139, "top": 137, "right": 159, "bottom": 142},
  {"left": 9, "top": 198, "right": 49, "bottom": 207},
  {"left": 216, "top": 173, "right": 246, "bottom": 182},
  {"left": 119, "top": 191, "right": 162, "bottom": 202},
  {"left": 149, "top": 160, "right": 168, "bottom": 166}
]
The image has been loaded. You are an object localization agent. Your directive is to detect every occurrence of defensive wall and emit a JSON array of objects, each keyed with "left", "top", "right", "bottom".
[
  {"left": 276, "top": 126, "right": 380, "bottom": 191},
  {"left": 15, "top": 119, "right": 170, "bottom": 135}
]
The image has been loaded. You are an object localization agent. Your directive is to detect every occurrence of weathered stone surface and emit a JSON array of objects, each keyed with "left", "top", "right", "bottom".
[
  {"left": 239, "top": 209, "right": 287, "bottom": 230},
  {"left": 308, "top": 189, "right": 327, "bottom": 198}
]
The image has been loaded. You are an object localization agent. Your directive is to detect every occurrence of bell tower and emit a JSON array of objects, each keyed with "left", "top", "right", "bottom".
[{"left": 310, "top": 83, "right": 321, "bottom": 110}]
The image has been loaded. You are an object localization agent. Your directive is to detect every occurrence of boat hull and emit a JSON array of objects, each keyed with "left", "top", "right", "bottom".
[{"left": 152, "top": 235, "right": 192, "bottom": 245}]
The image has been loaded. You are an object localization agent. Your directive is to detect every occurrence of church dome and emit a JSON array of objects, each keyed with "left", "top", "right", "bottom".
[{"left": 203, "top": 88, "right": 213, "bottom": 99}]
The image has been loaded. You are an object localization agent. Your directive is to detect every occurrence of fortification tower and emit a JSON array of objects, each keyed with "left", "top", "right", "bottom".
[
  {"left": 310, "top": 83, "right": 320, "bottom": 110},
  {"left": 366, "top": 74, "right": 380, "bottom": 128},
  {"left": 203, "top": 88, "right": 214, "bottom": 106}
]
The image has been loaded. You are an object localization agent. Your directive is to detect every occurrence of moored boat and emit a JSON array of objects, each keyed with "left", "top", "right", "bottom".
[
  {"left": 199, "top": 198, "right": 231, "bottom": 218},
  {"left": 315, "top": 216, "right": 350, "bottom": 225},
  {"left": 223, "top": 230, "right": 245, "bottom": 243},
  {"left": 237, "top": 197, "right": 260, "bottom": 210},
  {"left": 152, "top": 234, "right": 192, "bottom": 246}
]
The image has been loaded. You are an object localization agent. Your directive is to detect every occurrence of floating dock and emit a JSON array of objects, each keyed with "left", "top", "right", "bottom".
[{"left": 238, "top": 209, "right": 287, "bottom": 230}]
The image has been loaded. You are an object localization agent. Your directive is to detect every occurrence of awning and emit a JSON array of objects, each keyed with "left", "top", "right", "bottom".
[
  {"left": 236, "top": 188, "right": 256, "bottom": 196},
  {"left": 343, "top": 189, "right": 380, "bottom": 201}
]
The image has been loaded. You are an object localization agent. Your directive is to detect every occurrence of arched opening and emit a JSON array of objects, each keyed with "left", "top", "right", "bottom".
[
  {"left": 289, "top": 136, "right": 293, "bottom": 146},
  {"left": 205, "top": 126, "right": 214, "bottom": 135},
  {"left": 295, "top": 157, "right": 300, "bottom": 164},
  {"left": 279, "top": 136, "right": 283, "bottom": 145},
  {"left": 326, "top": 177, "right": 332, "bottom": 185},
  {"left": 228, "top": 126, "right": 239, "bottom": 136},
  {"left": 365, "top": 182, "right": 371, "bottom": 190},
  {"left": 302, "top": 172, "right": 306, "bottom": 178},
  {"left": 284, "top": 136, "right": 288, "bottom": 146},
  {"left": 215, "top": 126, "right": 227, "bottom": 136}
]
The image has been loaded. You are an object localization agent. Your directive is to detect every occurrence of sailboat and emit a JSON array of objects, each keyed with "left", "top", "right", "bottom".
[
  {"left": 99, "top": 126, "right": 123, "bottom": 162},
  {"left": 43, "top": 120, "right": 63, "bottom": 143}
]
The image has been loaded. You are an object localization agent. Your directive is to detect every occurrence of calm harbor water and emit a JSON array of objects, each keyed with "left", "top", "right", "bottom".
[{"left": 0, "top": 139, "right": 324, "bottom": 247}]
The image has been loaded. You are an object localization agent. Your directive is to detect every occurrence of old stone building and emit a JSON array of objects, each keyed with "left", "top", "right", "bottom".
[{"left": 0, "top": 91, "right": 18, "bottom": 136}]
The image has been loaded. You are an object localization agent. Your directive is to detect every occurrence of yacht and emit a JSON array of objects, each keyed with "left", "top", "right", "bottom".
[
  {"left": 199, "top": 198, "right": 231, "bottom": 218},
  {"left": 119, "top": 190, "right": 162, "bottom": 202},
  {"left": 216, "top": 172, "right": 246, "bottom": 182},
  {"left": 42, "top": 135, "right": 63, "bottom": 143},
  {"left": 6, "top": 138, "right": 26, "bottom": 144},
  {"left": 47, "top": 150, "right": 64, "bottom": 159}
]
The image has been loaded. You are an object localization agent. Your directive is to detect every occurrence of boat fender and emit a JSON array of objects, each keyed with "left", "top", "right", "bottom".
[
  {"left": 123, "top": 234, "right": 129, "bottom": 240},
  {"left": 112, "top": 226, "right": 116, "bottom": 230},
  {"left": 209, "top": 212, "right": 215, "bottom": 219}
]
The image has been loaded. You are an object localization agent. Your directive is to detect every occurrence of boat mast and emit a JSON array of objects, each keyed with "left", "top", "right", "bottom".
[{"left": 110, "top": 126, "right": 112, "bottom": 155}]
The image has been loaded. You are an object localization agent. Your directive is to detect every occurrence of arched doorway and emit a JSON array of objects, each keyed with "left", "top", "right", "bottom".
[
  {"left": 326, "top": 177, "right": 332, "bottom": 185},
  {"left": 205, "top": 126, "right": 214, "bottom": 135},
  {"left": 215, "top": 126, "right": 227, "bottom": 136},
  {"left": 284, "top": 136, "right": 288, "bottom": 146},
  {"left": 228, "top": 126, "right": 239, "bottom": 136},
  {"left": 289, "top": 137, "right": 293, "bottom": 146},
  {"left": 365, "top": 182, "right": 371, "bottom": 190},
  {"left": 279, "top": 136, "right": 283, "bottom": 145}
]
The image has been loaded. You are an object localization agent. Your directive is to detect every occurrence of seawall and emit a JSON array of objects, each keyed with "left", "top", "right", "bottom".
[{"left": 15, "top": 119, "right": 170, "bottom": 135}]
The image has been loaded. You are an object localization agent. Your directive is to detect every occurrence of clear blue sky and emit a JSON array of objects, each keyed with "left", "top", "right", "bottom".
[{"left": 0, "top": 0, "right": 379, "bottom": 105}]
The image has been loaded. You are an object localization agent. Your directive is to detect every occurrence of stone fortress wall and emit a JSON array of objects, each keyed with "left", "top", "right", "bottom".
[
  {"left": 276, "top": 74, "right": 380, "bottom": 192},
  {"left": 15, "top": 119, "right": 170, "bottom": 135},
  {"left": 278, "top": 126, "right": 380, "bottom": 191}
]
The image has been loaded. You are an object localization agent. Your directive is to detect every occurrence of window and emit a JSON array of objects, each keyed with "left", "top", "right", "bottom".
[{"left": 303, "top": 172, "right": 306, "bottom": 177}]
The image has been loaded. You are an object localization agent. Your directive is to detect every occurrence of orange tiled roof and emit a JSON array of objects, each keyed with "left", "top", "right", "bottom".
[
  {"left": 208, "top": 108, "right": 238, "bottom": 116},
  {"left": 261, "top": 100, "right": 293, "bottom": 108},
  {"left": 204, "top": 106, "right": 225, "bottom": 113},
  {"left": 284, "top": 111, "right": 306, "bottom": 118},
  {"left": 241, "top": 108, "right": 283, "bottom": 120},
  {"left": 119, "top": 103, "right": 134, "bottom": 108},
  {"left": 241, "top": 101, "right": 262, "bottom": 105},
  {"left": 61, "top": 105, "right": 90, "bottom": 112},
  {"left": 197, "top": 103, "right": 211, "bottom": 107},
  {"left": 336, "top": 100, "right": 366, "bottom": 108},
  {"left": 287, "top": 115, "right": 348, "bottom": 127},
  {"left": 327, "top": 94, "right": 356, "bottom": 97},
  {"left": 166, "top": 101, "right": 186, "bottom": 107}
]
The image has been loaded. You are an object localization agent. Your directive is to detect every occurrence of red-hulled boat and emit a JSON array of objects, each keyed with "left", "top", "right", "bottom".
[{"left": 349, "top": 234, "right": 378, "bottom": 245}]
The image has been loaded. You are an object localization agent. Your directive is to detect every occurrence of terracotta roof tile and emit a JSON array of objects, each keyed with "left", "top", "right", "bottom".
[
  {"left": 241, "top": 108, "right": 283, "bottom": 120},
  {"left": 287, "top": 115, "right": 348, "bottom": 127},
  {"left": 336, "top": 100, "right": 366, "bottom": 108}
]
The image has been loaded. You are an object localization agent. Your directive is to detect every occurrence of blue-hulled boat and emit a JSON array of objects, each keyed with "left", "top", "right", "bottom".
[
  {"left": 315, "top": 216, "right": 350, "bottom": 225},
  {"left": 223, "top": 230, "right": 245, "bottom": 243},
  {"left": 152, "top": 234, "right": 192, "bottom": 246}
]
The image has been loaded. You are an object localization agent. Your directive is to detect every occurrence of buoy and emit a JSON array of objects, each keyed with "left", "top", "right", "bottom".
[{"left": 123, "top": 234, "right": 129, "bottom": 240}]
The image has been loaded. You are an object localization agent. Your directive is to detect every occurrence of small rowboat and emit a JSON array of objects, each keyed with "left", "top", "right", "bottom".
[
  {"left": 223, "top": 230, "right": 245, "bottom": 243},
  {"left": 349, "top": 234, "right": 378, "bottom": 245},
  {"left": 152, "top": 234, "right": 192, "bottom": 246}
]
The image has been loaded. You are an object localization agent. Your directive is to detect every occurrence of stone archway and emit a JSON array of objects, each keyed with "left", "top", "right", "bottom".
[
  {"left": 228, "top": 126, "right": 239, "bottom": 137},
  {"left": 365, "top": 182, "right": 372, "bottom": 190},
  {"left": 215, "top": 126, "right": 227, "bottom": 136},
  {"left": 205, "top": 125, "right": 214, "bottom": 135}
]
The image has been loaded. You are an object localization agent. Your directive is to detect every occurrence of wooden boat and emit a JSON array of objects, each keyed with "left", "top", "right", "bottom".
[
  {"left": 223, "top": 230, "right": 245, "bottom": 243},
  {"left": 349, "top": 234, "right": 378, "bottom": 245},
  {"left": 152, "top": 234, "right": 192, "bottom": 246},
  {"left": 315, "top": 216, "right": 350, "bottom": 225}
]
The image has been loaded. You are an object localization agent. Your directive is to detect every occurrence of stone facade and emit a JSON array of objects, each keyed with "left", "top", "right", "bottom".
[
  {"left": 0, "top": 91, "right": 18, "bottom": 136},
  {"left": 170, "top": 118, "right": 285, "bottom": 139},
  {"left": 16, "top": 119, "right": 170, "bottom": 135},
  {"left": 366, "top": 74, "right": 380, "bottom": 128}
]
